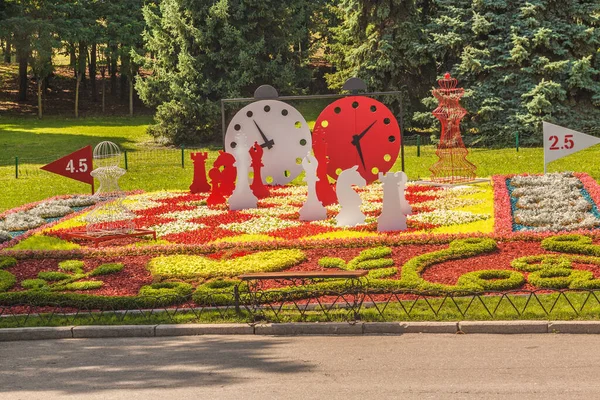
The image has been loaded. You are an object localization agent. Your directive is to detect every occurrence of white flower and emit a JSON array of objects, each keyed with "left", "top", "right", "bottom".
[
  {"left": 220, "top": 217, "right": 301, "bottom": 234},
  {"left": 162, "top": 207, "right": 225, "bottom": 221},
  {"left": 150, "top": 221, "right": 207, "bottom": 237},
  {"left": 409, "top": 210, "right": 489, "bottom": 226}
]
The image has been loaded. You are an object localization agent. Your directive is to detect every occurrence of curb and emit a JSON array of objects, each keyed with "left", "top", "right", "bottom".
[{"left": 3, "top": 321, "right": 600, "bottom": 341}]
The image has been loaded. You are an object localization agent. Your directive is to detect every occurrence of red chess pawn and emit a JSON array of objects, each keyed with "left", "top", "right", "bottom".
[
  {"left": 206, "top": 167, "right": 226, "bottom": 207},
  {"left": 189, "top": 152, "right": 211, "bottom": 193},
  {"left": 214, "top": 151, "right": 237, "bottom": 197},
  {"left": 249, "top": 142, "right": 270, "bottom": 199},
  {"left": 312, "top": 131, "right": 337, "bottom": 206}
]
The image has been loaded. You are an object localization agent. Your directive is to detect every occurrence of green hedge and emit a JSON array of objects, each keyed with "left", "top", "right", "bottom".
[
  {"left": 90, "top": 263, "right": 124, "bottom": 276},
  {"left": 139, "top": 282, "right": 194, "bottom": 297},
  {"left": 456, "top": 270, "right": 525, "bottom": 291},
  {"left": 0, "top": 256, "right": 17, "bottom": 270},
  {"left": 0, "top": 270, "right": 16, "bottom": 292}
]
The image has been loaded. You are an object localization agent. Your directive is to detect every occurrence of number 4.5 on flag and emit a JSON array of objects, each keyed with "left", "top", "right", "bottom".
[{"left": 41, "top": 146, "right": 94, "bottom": 193}]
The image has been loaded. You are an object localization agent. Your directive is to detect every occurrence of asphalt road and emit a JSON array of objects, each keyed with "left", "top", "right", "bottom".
[{"left": 1, "top": 334, "right": 600, "bottom": 399}]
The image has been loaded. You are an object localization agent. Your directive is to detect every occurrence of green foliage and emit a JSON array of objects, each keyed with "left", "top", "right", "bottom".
[
  {"left": 325, "top": 0, "right": 434, "bottom": 130},
  {"left": 31, "top": 258, "right": 124, "bottom": 292},
  {"left": 139, "top": 281, "right": 194, "bottom": 297},
  {"left": 318, "top": 247, "right": 394, "bottom": 271},
  {"left": 0, "top": 270, "right": 16, "bottom": 292},
  {"left": 0, "top": 256, "right": 17, "bottom": 270},
  {"left": 38, "top": 271, "right": 73, "bottom": 281},
  {"left": 89, "top": 263, "right": 124, "bottom": 276},
  {"left": 367, "top": 267, "right": 397, "bottom": 279},
  {"left": 193, "top": 279, "right": 244, "bottom": 306},
  {"left": 400, "top": 237, "right": 499, "bottom": 289},
  {"left": 9, "top": 235, "right": 80, "bottom": 251},
  {"left": 60, "top": 281, "right": 103, "bottom": 291},
  {"left": 21, "top": 279, "right": 48, "bottom": 290},
  {"left": 58, "top": 260, "right": 85, "bottom": 273},
  {"left": 511, "top": 255, "right": 572, "bottom": 272},
  {"left": 541, "top": 235, "right": 599, "bottom": 256},
  {"left": 136, "top": 0, "right": 321, "bottom": 144},
  {"left": 423, "top": 0, "right": 600, "bottom": 145},
  {"left": 318, "top": 257, "right": 347, "bottom": 269},
  {"left": 456, "top": 270, "right": 525, "bottom": 291},
  {"left": 147, "top": 249, "right": 307, "bottom": 280}
]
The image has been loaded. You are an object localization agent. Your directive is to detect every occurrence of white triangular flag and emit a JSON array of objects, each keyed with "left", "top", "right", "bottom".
[{"left": 543, "top": 122, "right": 600, "bottom": 169}]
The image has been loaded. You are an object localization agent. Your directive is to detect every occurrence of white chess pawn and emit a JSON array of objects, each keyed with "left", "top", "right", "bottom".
[
  {"left": 229, "top": 134, "right": 258, "bottom": 211},
  {"left": 335, "top": 166, "right": 366, "bottom": 227},
  {"left": 299, "top": 155, "right": 327, "bottom": 221}
]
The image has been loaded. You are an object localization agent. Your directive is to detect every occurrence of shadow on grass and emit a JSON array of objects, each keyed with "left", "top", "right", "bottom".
[{"left": 0, "top": 335, "right": 313, "bottom": 394}]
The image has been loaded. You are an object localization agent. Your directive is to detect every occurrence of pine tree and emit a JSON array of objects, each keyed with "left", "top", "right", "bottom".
[
  {"left": 419, "top": 0, "right": 600, "bottom": 145},
  {"left": 136, "top": 0, "right": 318, "bottom": 144},
  {"left": 325, "top": 0, "right": 436, "bottom": 128}
]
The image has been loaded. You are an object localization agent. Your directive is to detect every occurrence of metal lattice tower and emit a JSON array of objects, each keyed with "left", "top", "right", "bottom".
[{"left": 429, "top": 73, "right": 476, "bottom": 183}]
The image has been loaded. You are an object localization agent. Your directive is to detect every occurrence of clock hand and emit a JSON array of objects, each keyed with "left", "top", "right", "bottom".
[
  {"left": 350, "top": 120, "right": 376, "bottom": 170},
  {"left": 356, "top": 120, "right": 377, "bottom": 141},
  {"left": 351, "top": 136, "right": 367, "bottom": 170},
  {"left": 253, "top": 120, "right": 275, "bottom": 149}
]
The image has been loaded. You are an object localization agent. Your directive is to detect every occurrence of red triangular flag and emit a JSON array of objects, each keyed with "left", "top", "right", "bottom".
[{"left": 41, "top": 146, "right": 94, "bottom": 185}]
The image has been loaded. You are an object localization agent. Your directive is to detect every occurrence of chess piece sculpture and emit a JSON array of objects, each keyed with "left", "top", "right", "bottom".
[
  {"left": 335, "top": 166, "right": 367, "bottom": 227},
  {"left": 377, "top": 171, "right": 412, "bottom": 232},
  {"left": 228, "top": 135, "right": 258, "bottom": 211},
  {"left": 299, "top": 155, "right": 327, "bottom": 221}
]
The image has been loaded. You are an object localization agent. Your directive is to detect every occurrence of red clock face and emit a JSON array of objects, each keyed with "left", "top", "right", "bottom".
[{"left": 312, "top": 96, "right": 401, "bottom": 184}]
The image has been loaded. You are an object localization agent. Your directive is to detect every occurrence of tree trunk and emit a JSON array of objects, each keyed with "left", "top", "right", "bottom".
[
  {"left": 129, "top": 75, "right": 134, "bottom": 117},
  {"left": 37, "top": 80, "right": 43, "bottom": 119},
  {"left": 69, "top": 43, "right": 77, "bottom": 77},
  {"left": 75, "top": 72, "right": 82, "bottom": 118},
  {"left": 78, "top": 42, "right": 87, "bottom": 89},
  {"left": 90, "top": 43, "right": 97, "bottom": 102},
  {"left": 4, "top": 38, "right": 11, "bottom": 63},
  {"left": 120, "top": 52, "right": 129, "bottom": 102},
  {"left": 110, "top": 46, "right": 118, "bottom": 96},
  {"left": 102, "top": 75, "right": 106, "bottom": 113},
  {"left": 17, "top": 44, "right": 28, "bottom": 101}
]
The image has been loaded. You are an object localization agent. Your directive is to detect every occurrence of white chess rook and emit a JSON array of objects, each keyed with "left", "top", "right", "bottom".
[{"left": 377, "top": 171, "right": 411, "bottom": 232}]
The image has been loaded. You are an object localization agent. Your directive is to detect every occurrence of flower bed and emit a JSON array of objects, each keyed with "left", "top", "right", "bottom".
[{"left": 1, "top": 174, "right": 600, "bottom": 310}]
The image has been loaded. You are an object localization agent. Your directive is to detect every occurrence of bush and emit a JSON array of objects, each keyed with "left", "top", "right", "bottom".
[
  {"left": 348, "top": 247, "right": 394, "bottom": 270},
  {"left": 318, "top": 257, "right": 347, "bottom": 269},
  {"left": 139, "top": 281, "right": 194, "bottom": 297},
  {"left": 511, "top": 255, "right": 572, "bottom": 272},
  {"left": 0, "top": 256, "right": 17, "bottom": 270},
  {"left": 0, "top": 270, "right": 16, "bottom": 292},
  {"left": 58, "top": 260, "right": 85, "bottom": 273},
  {"left": 193, "top": 280, "right": 243, "bottom": 306},
  {"left": 541, "top": 235, "right": 598, "bottom": 256},
  {"left": 21, "top": 279, "right": 48, "bottom": 290},
  {"left": 38, "top": 271, "right": 72, "bottom": 281},
  {"left": 148, "top": 249, "right": 307, "bottom": 279},
  {"left": 9, "top": 235, "right": 80, "bottom": 251},
  {"left": 457, "top": 270, "right": 525, "bottom": 291},
  {"left": 61, "top": 281, "right": 103, "bottom": 291},
  {"left": 368, "top": 267, "right": 397, "bottom": 279},
  {"left": 90, "top": 263, "right": 124, "bottom": 276},
  {"left": 528, "top": 268, "right": 575, "bottom": 289}
]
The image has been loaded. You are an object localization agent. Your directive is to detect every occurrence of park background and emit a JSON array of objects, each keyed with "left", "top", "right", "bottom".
[{"left": 1, "top": 0, "right": 600, "bottom": 212}]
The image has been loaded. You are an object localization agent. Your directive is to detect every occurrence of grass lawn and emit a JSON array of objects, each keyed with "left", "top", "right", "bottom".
[{"left": 1, "top": 114, "right": 600, "bottom": 212}]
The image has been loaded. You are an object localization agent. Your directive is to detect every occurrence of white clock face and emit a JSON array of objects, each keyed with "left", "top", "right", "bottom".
[{"left": 224, "top": 99, "right": 312, "bottom": 185}]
